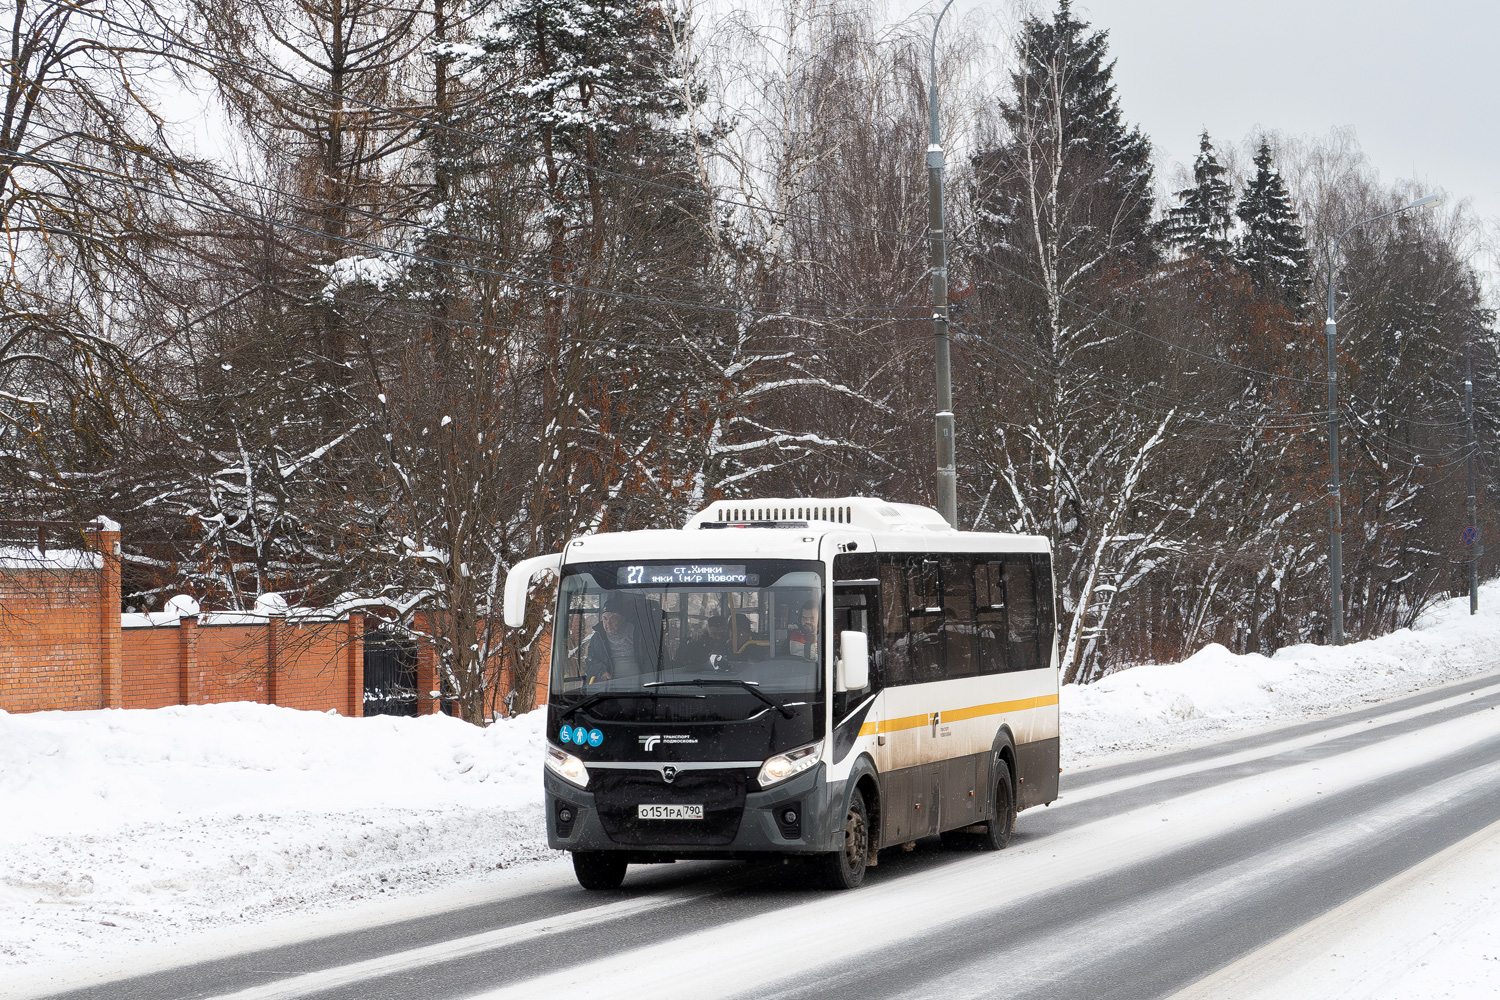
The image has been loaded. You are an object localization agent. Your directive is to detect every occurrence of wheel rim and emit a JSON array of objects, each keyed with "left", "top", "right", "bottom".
[{"left": 843, "top": 807, "right": 867, "bottom": 871}]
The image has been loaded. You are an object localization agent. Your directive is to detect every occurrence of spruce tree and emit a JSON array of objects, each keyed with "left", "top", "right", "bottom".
[
  {"left": 1163, "top": 131, "right": 1233, "bottom": 267},
  {"left": 1234, "top": 140, "right": 1310, "bottom": 306},
  {"left": 978, "top": 0, "right": 1157, "bottom": 265}
]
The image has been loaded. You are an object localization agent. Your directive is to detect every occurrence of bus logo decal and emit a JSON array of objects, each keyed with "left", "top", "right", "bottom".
[{"left": 641, "top": 735, "right": 662, "bottom": 751}]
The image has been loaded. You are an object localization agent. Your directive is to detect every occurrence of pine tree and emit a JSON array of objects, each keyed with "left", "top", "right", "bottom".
[
  {"left": 1163, "top": 131, "right": 1233, "bottom": 266},
  {"left": 1234, "top": 140, "right": 1310, "bottom": 306}
]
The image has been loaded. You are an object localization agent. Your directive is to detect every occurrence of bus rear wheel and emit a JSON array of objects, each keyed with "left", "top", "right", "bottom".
[
  {"left": 980, "top": 760, "right": 1015, "bottom": 851},
  {"left": 572, "top": 851, "right": 628, "bottom": 890},
  {"left": 817, "top": 789, "right": 870, "bottom": 890}
]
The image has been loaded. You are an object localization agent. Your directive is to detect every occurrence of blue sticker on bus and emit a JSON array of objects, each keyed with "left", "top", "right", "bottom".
[
  {"left": 559, "top": 727, "right": 572, "bottom": 743},
  {"left": 573, "top": 726, "right": 588, "bottom": 745},
  {"left": 588, "top": 729, "right": 603, "bottom": 747}
]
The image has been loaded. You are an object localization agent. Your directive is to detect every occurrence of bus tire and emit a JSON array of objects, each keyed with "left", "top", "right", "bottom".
[
  {"left": 817, "top": 788, "right": 870, "bottom": 890},
  {"left": 572, "top": 851, "right": 628, "bottom": 890},
  {"left": 981, "top": 760, "right": 1015, "bottom": 851}
]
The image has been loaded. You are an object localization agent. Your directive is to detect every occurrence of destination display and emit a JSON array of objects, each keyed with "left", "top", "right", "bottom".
[{"left": 615, "top": 563, "right": 758, "bottom": 586}]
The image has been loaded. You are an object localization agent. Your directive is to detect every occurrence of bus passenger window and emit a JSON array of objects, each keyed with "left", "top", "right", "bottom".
[
  {"left": 1005, "top": 559, "right": 1039, "bottom": 671},
  {"left": 941, "top": 556, "right": 976, "bottom": 678},
  {"left": 1033, "top": 555, "right": 1056, "bottom": 665},
  {"left": 975, "top": 560, "right": 1006, "bottom": 675},
  {"left": 880, "top": 559, "right": 913, "bottom": 686},
  {"left": 906, "top": 557, "right": 943, "bottom": 682}
]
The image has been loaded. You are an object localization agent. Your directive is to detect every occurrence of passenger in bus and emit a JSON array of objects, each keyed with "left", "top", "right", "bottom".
[
  {"left": 676, "top": 614, "right": 731, "bottom": 669},
  {"left": 585, "top": 594, "right": 648, "bottom": 680},
  {"left": 789, "top": 600, "right": 819, "bottom": 659}
]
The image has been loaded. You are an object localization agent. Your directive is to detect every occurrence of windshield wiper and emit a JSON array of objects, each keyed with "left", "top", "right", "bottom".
[
  {"left": 562, "top": 690, "right": 706, "bottom": 722},
  {"left": 643, "top": 679, "right": 796, "bottom": 719}
]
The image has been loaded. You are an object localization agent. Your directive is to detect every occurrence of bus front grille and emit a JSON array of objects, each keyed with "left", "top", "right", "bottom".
[{"left": 591, "top": 769, "right": 746, "bottom": 846}]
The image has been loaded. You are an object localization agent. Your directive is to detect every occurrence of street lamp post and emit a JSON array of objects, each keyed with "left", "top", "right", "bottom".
[
  {"left": 928, "top": 0, "right": 958, "bottom": 528},
  {"left": 1323, "top": 193, "right": 1442, "bottom": 644}
]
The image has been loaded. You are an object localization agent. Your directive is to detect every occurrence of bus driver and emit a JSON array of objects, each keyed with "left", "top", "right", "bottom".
[
  {"left": 789, "top": 599, "right": 819, "bottom": 660},
  {"left": 585, "top": 595, "right": 643, "bottom": 680}
]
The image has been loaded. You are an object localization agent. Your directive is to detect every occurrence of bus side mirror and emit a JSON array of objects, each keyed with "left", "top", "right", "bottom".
[
  {"left": 837, "top": 631, "right": 869, "bottom": 692},
  {"left": 503, "top": 553, "right": 563, "bottom": 628}
]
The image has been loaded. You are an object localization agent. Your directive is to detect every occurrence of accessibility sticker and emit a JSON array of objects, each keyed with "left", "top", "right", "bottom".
[
  {"left": 588, "top": 728, "right": 603, "bottom": 747},
  {"left": 559, "top": 727, "right": 572, "bottom": 743},
  {"left": 572, "top": 726, "right": 588, "bottom": 745}
]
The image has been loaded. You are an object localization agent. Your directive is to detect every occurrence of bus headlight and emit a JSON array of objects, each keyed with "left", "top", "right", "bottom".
[
  {"left": 546, "top": 744, "right": 590, "bottom": 788},
  {"left": 758, "top": 740, "right": 824, "bottom": 788}
]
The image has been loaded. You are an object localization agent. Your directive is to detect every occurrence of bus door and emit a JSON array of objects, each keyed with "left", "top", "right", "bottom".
[{"left": 831, "top": 580, "right": 879, "bottom": 727}]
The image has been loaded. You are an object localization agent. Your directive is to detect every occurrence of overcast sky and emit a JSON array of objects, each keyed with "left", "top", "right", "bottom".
[
  {"left": 887, "top": 0, "right": 1498, "bottom": 252},
  {"left": 1075, "top": 0, "right": 1499, "bottom": 223}
]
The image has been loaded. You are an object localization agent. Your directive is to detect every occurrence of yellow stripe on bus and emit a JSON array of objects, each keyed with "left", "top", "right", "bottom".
[{"left": 856, "top": 693, "right": 1059, "bottom": 738}]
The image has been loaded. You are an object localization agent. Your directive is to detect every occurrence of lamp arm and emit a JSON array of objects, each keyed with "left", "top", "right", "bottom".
[
  {"left": 1326, "top": 200, "right": 1432, "bottom": 322},
  {"left": 929, "top": 0, "right": 958, "bottom": 146}
]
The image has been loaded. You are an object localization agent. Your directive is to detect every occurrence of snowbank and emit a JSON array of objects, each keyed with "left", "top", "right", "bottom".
[
  {"left": 0, "top": 704, "right": 552, "bottom": 970},
  {"left": 1063, "top": 582, "right": 1500, "bottom": 767}
]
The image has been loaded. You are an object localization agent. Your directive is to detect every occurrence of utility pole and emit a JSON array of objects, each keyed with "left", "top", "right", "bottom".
[
  {"left": 1323, "top": 193, "right": 1441, "bottom": 644},
  {"left": 928, "top": 0, "right": 958, "bottom": 529},
  {"left": 1467, "top": 340, "right": 1479, "bottom": 614}
]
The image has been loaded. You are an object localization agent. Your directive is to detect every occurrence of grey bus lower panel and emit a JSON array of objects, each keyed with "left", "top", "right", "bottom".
[
  {"left": 1016, "top": 736, "right": 1060, "bottom": 809},
  {"left": 877, "top": 753, "right": 990, "bottom": 847}
]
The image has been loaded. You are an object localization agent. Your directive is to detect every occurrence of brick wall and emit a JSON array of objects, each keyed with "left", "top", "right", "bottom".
[
  {"left": 119, "top": 625, "right": 179, "bottom": 710},
  {"left": 0, "top": 562, "right": 108, "bottom": 713},
  {"left": 0, "top": 520, "right": 570, "bottom": 720},
  {"left": 1, "top": 519, "right": 365, "bottom": 716},
  {"left": 121, "top": 616, "right": 364, "bottom": 715}
]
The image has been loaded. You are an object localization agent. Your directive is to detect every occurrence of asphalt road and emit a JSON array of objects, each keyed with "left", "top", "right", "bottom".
[{"left": 32, "top": 670, "right": 1500, "bottom": 1000}]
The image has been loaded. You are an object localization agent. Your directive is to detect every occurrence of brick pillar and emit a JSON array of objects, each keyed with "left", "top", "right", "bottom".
[
  {"left": 88, "top": 520, "right": 122, "bottom": 709},
  {"left": 178, "top": 614, "right": 199, "bottom": 704},
  {"left": 266, "top": 614, "right": 281, "bottom": 705},
  {"left": 416, "top": 640, "right": 439, "bottom": 716},
  {"left": 346, "top": 613, "right": 364, "bottom": 717}
]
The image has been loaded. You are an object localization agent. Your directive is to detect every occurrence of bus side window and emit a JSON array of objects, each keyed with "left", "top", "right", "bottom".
[
  {"left": 975, "top": 559, "right": 1007, "bottom": 675},
  {"left": 906, "top": 557, "right": 943, "bottom": 683},
  {"left": 1033, "top": 554, "right": 1056, "bottom": 668},
  {"left": 941, "top": 556, "right": 976, "bottom": 678},
  {"left": 880, "top": 558, "right": 912, "bottom": 686},
  {"left": 1005, "top": 559, "right": 1040, "bottom": 671}
]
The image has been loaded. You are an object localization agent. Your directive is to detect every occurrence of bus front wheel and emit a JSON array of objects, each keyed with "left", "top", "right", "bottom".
[
  {"left": 817, "top": 788, "right": 870, "bottom": 890},
  {"left": 981, "top": 760, "right": 1015, "bottom": 851},
  {"left": 572, "top": 851, "right": 628, "bottom": 890}
]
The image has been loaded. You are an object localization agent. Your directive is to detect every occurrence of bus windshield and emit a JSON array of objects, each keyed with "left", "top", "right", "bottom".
[{"left": 550, "top": 560, "right": 825, "bottom": 722}]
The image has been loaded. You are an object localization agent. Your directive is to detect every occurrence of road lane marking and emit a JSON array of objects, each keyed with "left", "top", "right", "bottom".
[
  {"left": 198, "top": 885, "right": 717, "bottom": 1000},
  {"left": 1058, "top": 675, "right": 1500, "bottom": 808},
  {"left": 469, "top": 707, "right": 1500, "bottom": 1000}
]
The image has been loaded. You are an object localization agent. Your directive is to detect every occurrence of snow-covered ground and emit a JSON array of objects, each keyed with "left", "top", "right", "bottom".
[
  {"left": 1064, "top": 582, "right": 1500, "bottom": 768},
  {"left": 4, "top": 584, "right": 1500, "bottom": 986},
  {"left": 0, "top": 705, "right": 553, "bottom": 973}
]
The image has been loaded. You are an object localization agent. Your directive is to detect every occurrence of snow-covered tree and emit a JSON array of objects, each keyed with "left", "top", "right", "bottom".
[
  {"left": 1163, "top": 131, "right": 1234, "bottom": 267},
  {"left": 965, "top": 0, "right": 1171, "bottom": 682},
  {"left": 1235, "top": 139, "right": 1310, "bottom": 306}
]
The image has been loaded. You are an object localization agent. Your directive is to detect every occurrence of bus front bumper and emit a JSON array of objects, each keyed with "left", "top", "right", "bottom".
[{"left": 544, "top": 764, "right": 840, "bottom": 858}]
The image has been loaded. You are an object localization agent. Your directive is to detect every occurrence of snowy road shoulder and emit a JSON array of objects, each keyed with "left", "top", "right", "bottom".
[
  {"left": 0, "top": 703, "right": 559, "bottom": 981},
  {"left": 1172, "top": 814, "right": 1500, "bottom": 1000}
]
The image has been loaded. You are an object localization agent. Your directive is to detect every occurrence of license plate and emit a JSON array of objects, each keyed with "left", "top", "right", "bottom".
[{"left": 637, "top": 803, "right": 704, "bottom": 820}]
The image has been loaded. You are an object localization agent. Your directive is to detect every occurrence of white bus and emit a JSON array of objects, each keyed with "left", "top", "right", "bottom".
[{"left": 504, "top": 497, "right": 1059, "bottom": 890}]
